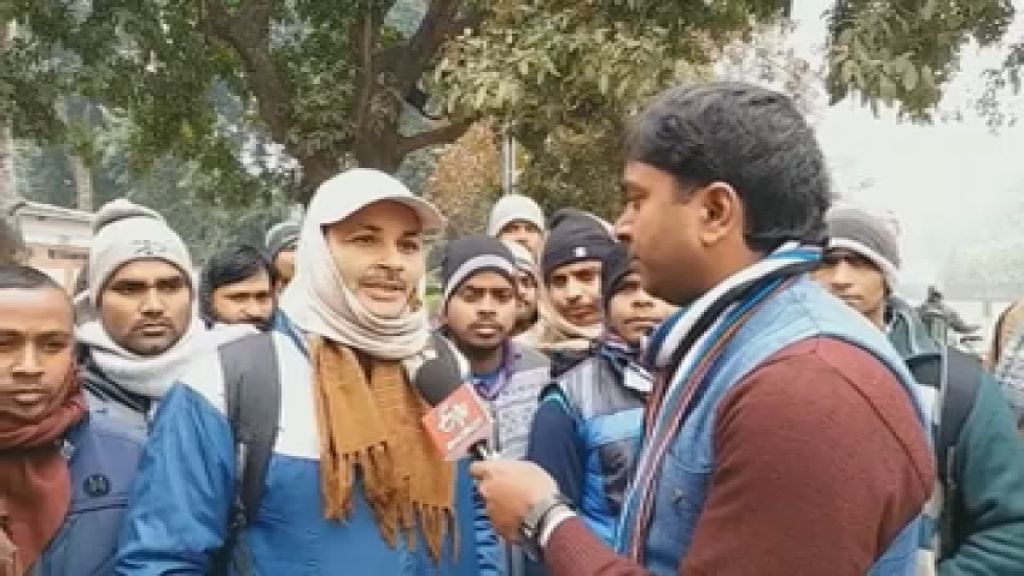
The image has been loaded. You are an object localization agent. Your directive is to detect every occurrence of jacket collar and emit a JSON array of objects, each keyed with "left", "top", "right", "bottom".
[{"left": 886, "top": 296, "right": 942, "bottom": 362}]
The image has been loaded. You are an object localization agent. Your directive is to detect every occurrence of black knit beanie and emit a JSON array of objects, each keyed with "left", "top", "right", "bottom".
[
  {"left": 601, "top": 243, "right": 634, "bottom": 311},
  {"left": 541, "top": 208, "right": 616, "bottom": 282}
]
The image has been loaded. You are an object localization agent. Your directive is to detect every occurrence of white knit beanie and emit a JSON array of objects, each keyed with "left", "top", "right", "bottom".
[
  {"left": 88, "top": 199, "right": 193, "bottom": 305},
  {"left": 487, "top": 194, "right": 546, "bottom": 237}
]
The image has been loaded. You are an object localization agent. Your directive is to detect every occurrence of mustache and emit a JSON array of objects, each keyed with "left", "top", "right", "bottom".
[{"left": 360, "top": 269, "right": 409, "bottom": 290}]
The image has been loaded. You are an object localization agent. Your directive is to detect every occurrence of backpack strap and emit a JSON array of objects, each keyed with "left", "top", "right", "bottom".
[
  {"left": 906, "top": 347, "right": 982, "bottom": 558},
  {"left": 906, "top": 348, "right": 979, "bottom": 487},
  {"left": 937, "top": 348, "right": 981, "bottom": 488},
  {"left": 217, "top": 333, "right": 281, "bottom": 573}
]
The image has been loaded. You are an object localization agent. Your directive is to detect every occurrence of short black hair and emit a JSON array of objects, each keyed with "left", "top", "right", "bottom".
[
  {"left": 0, "top": 264, "right": 66, "bottom": 294},
  {"left": 200, "top": 245, "right": 275, "bottom": 293},
  {"left": 625, "top": 81, "right": 832, "bottom": 251},
  {"left": 199, "top": 245, "right": 276, "bottom": 321}
]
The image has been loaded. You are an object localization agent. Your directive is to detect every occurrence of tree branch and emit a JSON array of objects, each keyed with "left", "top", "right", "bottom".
[
  {"left": 396, "top": 119, "right": 473, "bottom": 157},
  {"left": 297, "top": 148, "right": 340, "bottom": 203},
  {"left": 202, "top": 0, "right": 293, "bottom": 146},
  {"left": 380, "top": 0, "right": 487, "bottom": 94},
  {"left": 353, "top": 10, "right": 377, "bottom": 136}
]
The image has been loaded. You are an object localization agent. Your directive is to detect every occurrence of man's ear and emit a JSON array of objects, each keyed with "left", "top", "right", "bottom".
[{"left": 694, "top": 181, "right": 742, "bottom": 248}]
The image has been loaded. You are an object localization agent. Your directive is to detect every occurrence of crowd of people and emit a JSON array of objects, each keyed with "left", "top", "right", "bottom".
[{"left": 3, "top": 80, "right": 1024, "bottom": 576}]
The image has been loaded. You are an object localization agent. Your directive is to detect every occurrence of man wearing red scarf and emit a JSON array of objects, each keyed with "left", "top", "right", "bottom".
[{"left": 0, "top": 265, "right": 142, "bottom": 576}]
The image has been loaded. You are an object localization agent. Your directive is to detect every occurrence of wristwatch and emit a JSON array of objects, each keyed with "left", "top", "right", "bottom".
[{"left": 519, "top": 492, "right": 573, "bottom": 561}]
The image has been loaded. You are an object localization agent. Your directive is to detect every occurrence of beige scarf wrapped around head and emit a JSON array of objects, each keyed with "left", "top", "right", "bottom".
[{"left": 533, "top": 296, "right": 602, "bottom": 354}]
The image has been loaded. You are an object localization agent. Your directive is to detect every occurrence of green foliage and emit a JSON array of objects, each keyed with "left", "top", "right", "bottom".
[
  {"left": 8, "top": 0, "right": 1021, "bottom": 221},
  {"left": 435, "top": 8, "right": 819, "bottom": 217},
  {"left": 432, "top": 1, "right": 784, "bottom": 216},
  {"left": 2, "top": 0, "right": 799, "bottom": 213},
  {"left": 824, "top": 0, "right": 1016, "bottom": 119}
]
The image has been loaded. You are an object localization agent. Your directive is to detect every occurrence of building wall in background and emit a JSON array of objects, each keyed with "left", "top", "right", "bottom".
[{"left": 14, "top": 201, "right": 91, "bottom": 290}]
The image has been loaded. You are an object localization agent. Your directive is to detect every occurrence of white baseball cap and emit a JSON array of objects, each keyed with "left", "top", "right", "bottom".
[{"left": 307, "top": 168, "right": 445, "bottom": 233}]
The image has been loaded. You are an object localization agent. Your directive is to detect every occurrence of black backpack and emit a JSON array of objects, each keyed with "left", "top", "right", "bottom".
[
  {"left": 215, "top": 332, "right": 280, "bottom": 574},
  {"left": 905, "top": 346, "right": 981, "bottom": 555}
]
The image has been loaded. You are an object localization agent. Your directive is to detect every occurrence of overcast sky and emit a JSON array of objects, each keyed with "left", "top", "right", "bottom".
[{"left": 789, "top": 0, "right": 1024, "bottom": 286}]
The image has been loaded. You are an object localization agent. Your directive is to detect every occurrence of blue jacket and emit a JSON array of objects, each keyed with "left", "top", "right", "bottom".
[
  {"left": 617, "top": 277, "right": 930, "bottom": 575},
  {"left": 114, "top": 321, "right": 490, "bottom": 575},
  {"left": 32, "top": 413, "right": 144, "bottom": 575},
  {"left": 528, "top": 339, "right": 647, "bottom": 546}
]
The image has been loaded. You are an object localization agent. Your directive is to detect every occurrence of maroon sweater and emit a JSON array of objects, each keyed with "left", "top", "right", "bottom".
[{"left": 543, "top": 337, "right": 934, "bottom": 576}]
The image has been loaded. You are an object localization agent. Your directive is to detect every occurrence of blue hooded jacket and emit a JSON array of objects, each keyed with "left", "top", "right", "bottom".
[{"left": 114, "top": 318, "right": 491, "bottom": 575}]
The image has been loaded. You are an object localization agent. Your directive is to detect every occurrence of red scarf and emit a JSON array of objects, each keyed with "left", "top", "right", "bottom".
[{"left": 0, "top": 370, "right": 86, "bottom": 575}]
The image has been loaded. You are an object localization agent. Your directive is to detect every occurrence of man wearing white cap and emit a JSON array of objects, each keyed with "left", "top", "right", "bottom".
[
  {"left": 488, "top": 194, "right": 546, "bottom": 261},
  {"left": 116, "top": 169, "right": 491, "bottom": 575},
  {"left": 77, "top": 199, "right": 247, "bottom": 434}
]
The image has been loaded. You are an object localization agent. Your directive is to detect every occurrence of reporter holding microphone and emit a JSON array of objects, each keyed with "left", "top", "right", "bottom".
[{"left": 470, "top": 82, "right": 934, "bottom": 576}]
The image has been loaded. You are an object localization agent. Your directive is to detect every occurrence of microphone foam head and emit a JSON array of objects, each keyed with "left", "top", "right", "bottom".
[{"left": 414, "top": 355, "right": 462, "bottom": 407}]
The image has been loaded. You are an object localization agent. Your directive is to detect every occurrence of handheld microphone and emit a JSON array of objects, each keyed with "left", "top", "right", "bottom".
[{"left": 414, "top": 355, "right": 497, "bottom": 461}]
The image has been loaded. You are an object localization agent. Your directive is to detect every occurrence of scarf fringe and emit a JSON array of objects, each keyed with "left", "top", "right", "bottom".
[
  {"left": 321, "top": 442, "right": 395, "bottom": 521},
  {"left": 321, "top": 449, "right": 457, "bottom": 565},
  {"left": 415, "top": 503, "right": 457, "bottom": 564}
]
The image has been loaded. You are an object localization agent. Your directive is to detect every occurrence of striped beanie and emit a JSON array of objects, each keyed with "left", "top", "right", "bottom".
[{"left": 441, "top": 234, "right": 518, "bottom": 310}]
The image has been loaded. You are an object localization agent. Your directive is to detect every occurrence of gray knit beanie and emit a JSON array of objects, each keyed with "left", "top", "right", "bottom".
[
  {"left": 825, "top": 205, "right": 900, "bottom": 290},
  {"left": 88, "top": 199, "right": 193, "bottom": 305}
]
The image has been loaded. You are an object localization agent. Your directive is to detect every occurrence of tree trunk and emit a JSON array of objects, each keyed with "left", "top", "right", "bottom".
[
  {"left": 0, "top": 125, "right": 16, "bottom": 213},
  {"left": 0, "top": 22, "right": 17, "bottom": 214},
  {"left": 293, "top": 130, "right": 403, "bottom": 206},
  {"left": 295, "top": 149, "right": 343, "bottom": 206},
  {"left": 353, "top": 132, "right": 403, "bottom": 173},
  {"left": 68, "top": 153, "right": 93, "bottom": 211}
]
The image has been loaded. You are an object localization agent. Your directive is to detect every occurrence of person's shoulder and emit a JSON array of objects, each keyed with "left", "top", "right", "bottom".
[
  {"left": 65, "top": 414, "right": 145, "bottom": 501},
  {"left": 963, "top": 359, "right": 1017, "bottom": 432},
  {"left": 731, "top": 337, "right": 924, "bottom": 440},
  {"left": 179, "top": 329, "right": 297, "bottom": 413},
  {"left": 175, "top": 344, "right": 230, "bottom": 412},
  {"left": 757, "top": 337, "right": 900, "bottom": 389},
  {"left": 509, "top": 343, "right": 551, "bottom": 374},
  {"left": 80, "top": 410, "right": 146, "bottom": 445},
  {"left": 555, "top": 354, "right": 601, "bottom": 385},
  {"left": 552, "top": 355, "right": 618, "bottom": 410},
  {"left": 721, "top": 337, "right": 934, "bottom": 492}
]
